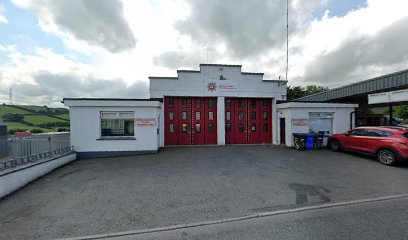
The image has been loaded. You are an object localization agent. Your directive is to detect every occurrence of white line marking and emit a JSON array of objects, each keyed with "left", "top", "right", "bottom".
[{"left": 59, "top": 193, "right": 408, "bottom": 240}]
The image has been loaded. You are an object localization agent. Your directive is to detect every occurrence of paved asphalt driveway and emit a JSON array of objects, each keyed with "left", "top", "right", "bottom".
[{"left": 1, "top": 146, "right": 408, "bottom": 239}]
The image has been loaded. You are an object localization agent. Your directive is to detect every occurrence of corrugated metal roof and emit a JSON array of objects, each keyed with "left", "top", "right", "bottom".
[{"left": 295, "top": 69, "right": 408, "bottom": 102}]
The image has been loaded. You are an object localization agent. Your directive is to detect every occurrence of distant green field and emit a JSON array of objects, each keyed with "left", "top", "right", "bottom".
[
  {"left": 24, "top": 115, "right": 68, "bottom": 125},
  {"left": 0, "top": 105, "right": 70, "bottom": 134},
  {"left": 4, "top": 122, "right": 53, "bottom": 133},
  {"left": 55, "top": 113, "right": 70, "bottom": 120},
  {"left": 0, "top": 105, "right": 30, "bottom": 117}
]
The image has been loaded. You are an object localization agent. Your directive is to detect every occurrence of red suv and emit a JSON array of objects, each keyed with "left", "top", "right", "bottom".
[{"left": 328, "top": 126, "right": 408, "bottom": 165}]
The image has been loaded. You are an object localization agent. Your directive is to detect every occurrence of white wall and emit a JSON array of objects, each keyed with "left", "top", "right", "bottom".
[
  {"left": 276, "top": 102, "right": 358, "bottom": 147},
  {"left": 0, "top": 153, "right": 76, "bottom": 198},
  {"left": 68, "top": 104, "right": 161, "bottom": 153},
  {"left": 150, "top": 64, "right": 287, "bottom": 100}
]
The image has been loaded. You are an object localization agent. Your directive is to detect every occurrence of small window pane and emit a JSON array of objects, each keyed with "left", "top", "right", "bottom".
[
  {"left": 226, "top": 123, "right": 231, "bottom": 132},
  {"left": 263, "top": 123, "right": 268, "bottom": 132},
  {"left": 169, "top": 124, "right": 175, "bottom": 133},
  {"left": 263, "top": 100, "right": 268, "bottom": 108},
  {"left": 238, "top": 99, "right": 244, "bottom": 108},
  {"left": 196, "top": 112, "right": 201, "bottom": 120},
  {"left": 119, "top": 112, "right": 133, "bottom": 118},
  {"left": 251, "top": 100, "right": 257, "bottom": 109},
  {"left": 101, "top": 119, "right": 134, "bottom": 136},
  {"left": 251, "top": 124, "right": 256, "bottom": 132},
  {"left": 196, "top": 99, "right": 201, "bottom": 108},
  {"left": 182, "top": 112, "right": 187, "bottom": 120},
  {"left": 182, "top": 98, "right": 187, "bottom": 108},
  {"left": 182, "top": 124, "right": 188, "bottom": 133},
  {"left": 196, "top": 124, "right": 201, "bottom": 133},
  {"left": 226, "top": 99, "right": 231, "bottom": 108},
  {"left": 208, "top": 99, "right": 214, "bottom": 108},
  {"left": 263, "top": 112, "right": 268, "bottom": 120},
  {"left": 251, "top": 111, "right": 256, "bottom": 120},
  {"left": 226, "top": 112, "right": 231, "bottom": 121},
  {"left": 238, "top": 112, "right": 244, "bottom": 120},
  {"left": 169, "top": 112, "right": 174, "bottom": 120},
  {"left": 209, "top": 123, "right": 214, "bottom": 133},
  {"left": 168, "top": 98, "right": 174, "bottom": 108},
  {"left": 101, "top": 112, "right": 134, "bottom": 137},
  {"left": 239, "top": 123, "right": 245, "bottom": 132},
  {"left": 101, "top": 112, "right": 117, "bottom": 119},
  {"left": 209, "top": 112, "right": 214, "bottom": 120}
]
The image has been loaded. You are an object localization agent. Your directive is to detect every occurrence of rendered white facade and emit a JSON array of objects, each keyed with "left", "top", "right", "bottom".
[
  {"left": 63, "top": 64, "right": 359, "bottom": 156},
  {"left": 150, "top": 64, "right": 287, "bottom": 146},
  {"left": 276, "top": 102, "right": 358, "bottom": 147},
  {"left": 64, "top": 99, "right": 161, "bottom": 158}
]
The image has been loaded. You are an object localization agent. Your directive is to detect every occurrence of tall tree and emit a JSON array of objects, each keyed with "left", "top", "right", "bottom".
[{"left": 286, "top": 85, "right": 329, "bottom": 101}]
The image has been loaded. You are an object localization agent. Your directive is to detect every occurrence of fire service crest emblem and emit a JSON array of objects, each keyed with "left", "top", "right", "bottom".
[{"left": 207, "top": 81, "right": 217, "bottom": 92}]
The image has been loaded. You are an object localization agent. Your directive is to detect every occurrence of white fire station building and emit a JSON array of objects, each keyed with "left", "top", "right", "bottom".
[{"left": 63, "top": 64, "right": 357, "bottom": 158}]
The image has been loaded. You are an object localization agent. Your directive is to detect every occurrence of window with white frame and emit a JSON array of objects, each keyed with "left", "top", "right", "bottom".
[
  {"left": 101, "top": 112, "right": 134, "bottom": 137},
  {"left": 308, "top": 112, "right": 334, "bottom": 134}
]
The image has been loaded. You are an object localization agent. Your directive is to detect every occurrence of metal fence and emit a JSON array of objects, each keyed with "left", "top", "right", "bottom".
[{"left": 0, "top": 132, "right": 73, "bottom": 171}]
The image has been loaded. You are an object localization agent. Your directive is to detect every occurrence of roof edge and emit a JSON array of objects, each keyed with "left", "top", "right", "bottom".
[
  {"left": 149, "top": 76, "right": 178, "bottom": 80},
  {"left": 62, "top": 98, "right": 159, "bottom": 103}
]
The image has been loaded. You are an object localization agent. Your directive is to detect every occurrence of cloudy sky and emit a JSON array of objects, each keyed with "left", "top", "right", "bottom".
[{"left": 0, "top": 0, "right": 407, "bottom": 106}]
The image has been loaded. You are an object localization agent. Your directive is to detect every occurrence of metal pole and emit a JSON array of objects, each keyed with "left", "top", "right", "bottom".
[{"left": 285, "top": 0, "right": 289, "bottom": 81}]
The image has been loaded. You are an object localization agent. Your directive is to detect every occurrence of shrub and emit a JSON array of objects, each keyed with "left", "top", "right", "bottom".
[
  {"left": 3, "top": 113, "right": 24, "bottom": 122},
  {"left": 30, "top": 128, "right": 44, "bottom": 133},
  {"left": 8, "top": 128, "right": 28, "bottom": 135}
]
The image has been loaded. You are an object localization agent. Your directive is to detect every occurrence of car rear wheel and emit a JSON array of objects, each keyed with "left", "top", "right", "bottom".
[
  {"left": 328, "top": 140, "right": 341, "bottom": 151},
  {"left": 377, "top": 149, "right": 397, "bottom": 166}
]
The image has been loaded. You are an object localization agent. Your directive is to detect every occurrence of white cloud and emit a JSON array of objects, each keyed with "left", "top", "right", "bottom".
[
  {"left": 288, "top": 0, "right": 408, "bottom": 87},
  {"left": 3, "top": 0, "right": 408, "bottom": 107},
  {"left": 12, "top": 0, "right": 136, "bottom": 53},
  {"left": 0, "top": 3, "right": 8, "bottom": 24},
  {"left": 0, "top": 15, "right": 7, "bottom": 24}
]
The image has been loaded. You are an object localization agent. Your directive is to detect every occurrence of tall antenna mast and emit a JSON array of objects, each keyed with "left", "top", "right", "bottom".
[
  {"left": 8, "top": 88, "right": 13, "bottom": 105},
  {"left": 285, "top": 0, "right": 289, "bottom": 81}
]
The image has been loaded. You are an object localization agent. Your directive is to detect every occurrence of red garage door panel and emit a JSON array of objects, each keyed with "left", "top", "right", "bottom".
[
  {"left": 164, "top": 97, "right": 179, "bottom": 145},
  {"left": 164, "top": 97, "right": 217, "bottom": 145},
  {"left": 259, "top": 99, "right": 272, "bottom": 144},
  {"left": 204, "top": 98, "right": 217, "bottom": 144},
  {"left": 225, "top": 98, "right": 235, "bottom": 144},
  {"left": 179, "top": 97, "right": 192, "bottom": 145},
  {"left": 235, "top": 98, "right": 248, "bottom": 144},
  {"left": 225, "top": 98, "right": 272, "bottom": 144}
]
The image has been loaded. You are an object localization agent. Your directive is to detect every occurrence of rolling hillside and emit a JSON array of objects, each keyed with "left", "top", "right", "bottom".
[{"left": 0, "top": 104, "right": 70, "bottom": 134}]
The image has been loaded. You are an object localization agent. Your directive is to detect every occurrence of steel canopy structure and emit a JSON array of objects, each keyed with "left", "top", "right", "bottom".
[{"left": 294, "top": 69, "right": 408, "bottom": 106}]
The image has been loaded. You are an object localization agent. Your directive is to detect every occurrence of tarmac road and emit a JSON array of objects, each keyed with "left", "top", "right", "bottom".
[
  {"left": 1, "top": 146, "right": 408, "bottom": 239},
  {"left": 106, "top": 196, "right": 408, "bottom": 240}
]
